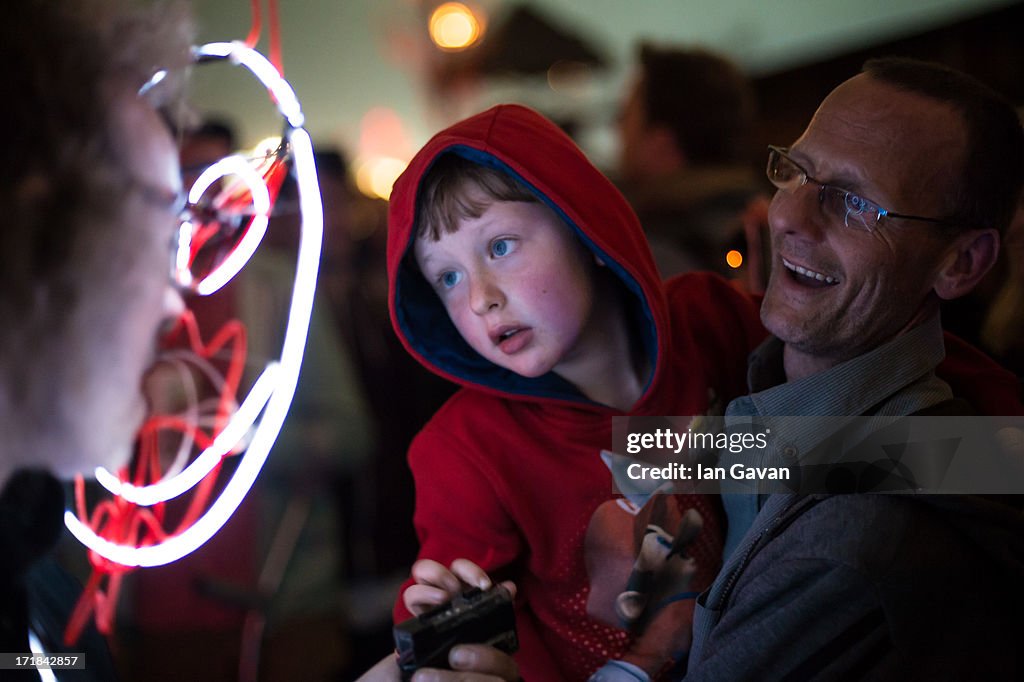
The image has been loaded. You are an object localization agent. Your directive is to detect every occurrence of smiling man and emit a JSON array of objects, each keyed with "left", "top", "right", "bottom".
[
  {"left": 759, "top": 69, "right": 995, "bottom": 381},
  {"left": 685, "top": 57, "right": 1024, "bottom": 680}
]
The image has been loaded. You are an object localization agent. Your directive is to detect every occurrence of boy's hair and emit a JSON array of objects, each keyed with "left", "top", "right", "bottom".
[{"left": 415, "top": 153, "right": 537, "bottom": 241}]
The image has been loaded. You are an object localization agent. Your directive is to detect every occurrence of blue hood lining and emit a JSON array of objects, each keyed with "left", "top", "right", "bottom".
[{"left": 395, "top": 145, "right": 658, "bottom": 404}]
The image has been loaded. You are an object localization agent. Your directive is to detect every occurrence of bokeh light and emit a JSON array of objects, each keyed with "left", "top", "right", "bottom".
[
  {"left": 429, "top": 2, "right": 484, "bottom": 51},
  {"left": 355, "top": 156, "right": 407, "bottom": 200},
  {"left": 354, "top": 107, "right": 412, "bottom": 200},
  {"left": 726, "top": 249, "right": 744, "bottom": 269}
]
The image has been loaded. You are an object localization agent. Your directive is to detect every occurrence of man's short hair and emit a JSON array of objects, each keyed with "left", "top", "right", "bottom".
[
  {"left": 0, "top": 0, "right": 191, "bottom": 312},
  {"left": 415, "top": 153, "right": 537, "bottom": 241},
  {"left": 862, "top": 57, "right": 1024, "bottom": 236},
  {"left": 637, "top": 43, "right": 755, "bottom": 165}
]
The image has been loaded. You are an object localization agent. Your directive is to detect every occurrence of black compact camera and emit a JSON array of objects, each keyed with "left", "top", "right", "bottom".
[{"left": 393, "top": 585, "right": 518, "bottom": 679}]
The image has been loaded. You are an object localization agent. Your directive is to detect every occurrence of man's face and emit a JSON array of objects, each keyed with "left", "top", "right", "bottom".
[
  {"left": 52, "top": 90, "right": 184, "bottom": 478},
  {"left": 760, "top": 74, "right": 967, "bottom": 372},
  {"left": 414, "top": 198, "right": 600, "bottom": 381}
]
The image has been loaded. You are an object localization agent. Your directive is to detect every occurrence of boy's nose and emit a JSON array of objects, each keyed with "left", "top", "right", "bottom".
[{"left": 469, "top": 274, "right": 504, "bottom": 314}]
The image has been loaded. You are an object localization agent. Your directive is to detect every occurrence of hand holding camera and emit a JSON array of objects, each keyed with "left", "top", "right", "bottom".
[{"left": 396, "top": 559, "right": 520, "bottom": 680}]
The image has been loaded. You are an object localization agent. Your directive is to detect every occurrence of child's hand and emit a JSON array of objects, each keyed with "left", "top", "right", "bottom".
[{"left": 403, "top": 558, "right": 517, "bottom": 615}]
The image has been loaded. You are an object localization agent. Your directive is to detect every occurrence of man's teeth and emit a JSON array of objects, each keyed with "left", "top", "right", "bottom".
[{"left": 782, "top": 258, "right": 838, "bottom": 284}]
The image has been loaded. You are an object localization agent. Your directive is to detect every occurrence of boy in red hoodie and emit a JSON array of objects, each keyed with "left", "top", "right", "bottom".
[
  {"left": 383, "top": 104, "right": 1022, "bottom": 681},
  {"left": 386, "top": 104, "right": 764, "bottom": 680}
]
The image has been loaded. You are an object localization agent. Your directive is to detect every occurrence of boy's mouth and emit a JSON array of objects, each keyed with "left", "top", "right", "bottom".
[{"left": 490, "top": 325, "right": 533, "bottom": 353}]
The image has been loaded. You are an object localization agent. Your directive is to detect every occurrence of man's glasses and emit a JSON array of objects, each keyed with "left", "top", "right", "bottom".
[
  {"left": 171, "top": 143, "right": 291, "bottom": 296},
  {"left": 766, "top": 145, "right": 949, "bottom": 232},
  {"left": 138, "top": 68, "right": 293, "bottom": 297}
]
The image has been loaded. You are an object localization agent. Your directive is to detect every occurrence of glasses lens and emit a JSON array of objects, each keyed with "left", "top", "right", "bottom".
[
  {"left": 177, "top": 206, "right": 246, "bottom": 286},
  {"left": 767, "top": 148, "right": 800, "bottom": 189},
  {"left": 174, "top": 149, "right": 290, "bottom": 294},
  {"left": 817, "top": 186, "right": 875, "bottom": 231},
  {"left": 842, "top": 192, "right": 876, "bottom": 225}
]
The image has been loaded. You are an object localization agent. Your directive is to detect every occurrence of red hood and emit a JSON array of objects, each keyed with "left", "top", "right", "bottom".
[{"left": 387, "top": 104, "right": 668, "bottom": 409}]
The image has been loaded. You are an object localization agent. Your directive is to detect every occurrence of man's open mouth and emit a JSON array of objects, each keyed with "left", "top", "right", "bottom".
[{"left": 782, "top": 257, "right": 840, "bottom": 287}]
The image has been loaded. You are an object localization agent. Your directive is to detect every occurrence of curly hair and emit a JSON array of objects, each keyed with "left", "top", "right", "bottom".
[{"left": 0, "top": 0, "right": 192, "bottom": 312}]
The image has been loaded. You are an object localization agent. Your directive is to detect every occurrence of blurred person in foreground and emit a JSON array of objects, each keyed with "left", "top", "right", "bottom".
[{"left": 0, "top": 0, "right": 191, "bottom": 677}]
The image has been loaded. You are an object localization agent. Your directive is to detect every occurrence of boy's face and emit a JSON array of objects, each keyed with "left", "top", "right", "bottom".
[{"left": 414, "top": 197, "right": 599, "bottom": 380}]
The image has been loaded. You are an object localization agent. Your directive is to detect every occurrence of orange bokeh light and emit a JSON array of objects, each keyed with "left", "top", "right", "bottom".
[
  {"left": 726, "top": 249, "right": 744, "bottom": 269},
  {"left": 429, "top": 2, "right": 483, "bottom": 51}
]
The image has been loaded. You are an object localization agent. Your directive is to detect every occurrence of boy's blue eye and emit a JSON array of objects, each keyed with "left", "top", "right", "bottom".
[
  {"left": 439, "top": 271, "right": 462, "bottom": 289},
  {"left": 490, "top": 238, "right": 515, "bottom": 258}
]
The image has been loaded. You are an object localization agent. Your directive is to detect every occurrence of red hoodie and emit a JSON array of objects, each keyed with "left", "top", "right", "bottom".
[
  {"left": 385, "top": 104, "right": 1022, "bottom": 681},
  {"left": 387, "top": 104, "right": 764, "bottom": 680}
]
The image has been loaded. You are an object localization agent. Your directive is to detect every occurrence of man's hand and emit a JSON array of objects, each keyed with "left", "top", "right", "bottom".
[
  {"left": 403, "top": 558, "right": 516, "bottom": 615},
  {"left": 357, "top": 645, "right": 519, "bottom": 681}
]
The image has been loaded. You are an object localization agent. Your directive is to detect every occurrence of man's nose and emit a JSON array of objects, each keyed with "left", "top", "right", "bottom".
[
  {"left": 768, "top": 184, "right": 828, "bottom": 242},
  {"left": 469, "top": 272, "right": 504, "bottom": 315}
]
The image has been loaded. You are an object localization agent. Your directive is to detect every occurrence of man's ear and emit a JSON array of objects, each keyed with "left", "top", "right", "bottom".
[{"left": 933, "top": 228, "right": 999, "bottom": 301}]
